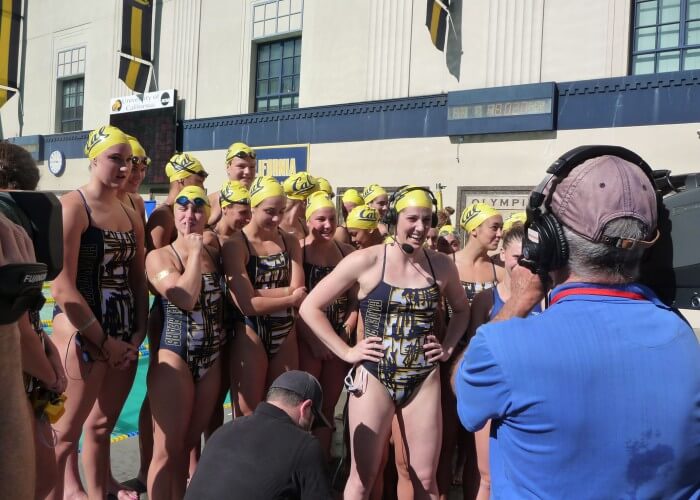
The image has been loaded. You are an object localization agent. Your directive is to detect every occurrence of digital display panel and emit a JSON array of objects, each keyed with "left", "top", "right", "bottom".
[{"left": 447, "top": 98, "right": 552, "bottom": 120}]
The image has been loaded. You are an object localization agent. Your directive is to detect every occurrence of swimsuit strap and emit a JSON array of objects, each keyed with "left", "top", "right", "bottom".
[
  {"left": 491, "top": 259, "right": 498, "bottom": 283},
  {"left": 76, "top": 189, "right": 94, "bottom": 225},
  {"left": 452, "top": 252, "right": 456, "bottom": 262},
  {"left": 424, "top": 249, "right": 437, "bottom": 281},
  {"left": 169, "top": 243, "right": 186, "bottom": 273},
  {"left": 298, "top": 217, "right": 308, "bottom": 237},
  {"left": 302, "top": 238, "right": 307, "bottom": 263},
  {"left": 277, "top": 228, "right": 289, "bottom": 252},
  {"left": 128, "top": 194, "right": 137, "bottom": 210},
  {"left": 120, "top": 202, "right": 135, "bottom": 231},
  {"left": 241, "top": 229, "right": 254, "bottom": 255}
]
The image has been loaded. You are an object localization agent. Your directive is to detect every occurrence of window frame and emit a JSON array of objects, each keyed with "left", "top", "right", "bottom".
[
  {"left": 55, "top": 46, "right": 86, "bottom": 133},
  {"left": 57, "top": 76, "right": 84, "bottom": 133},
  {"left": 254, "top": 36, "right": 301, "bottom": 113},
  {"left": 630, "top": 0, "right": 700, "bottom": 74}
]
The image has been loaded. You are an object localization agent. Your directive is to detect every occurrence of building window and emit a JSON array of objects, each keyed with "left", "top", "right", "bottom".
[
  {"left": 56, "top": 47, "right": 86, "bottom": 132},
  {"left": 255, "top": 38, "right": 301, "bottom": 112},
  {"left": 59, "top": 78, "right": 84, "bottom": 132},
  {"left": 253, "top": 0, "right": 303, "bottom": 39},
  {"left": 631, "top": 0, "right": 700, "bottom": 74}
]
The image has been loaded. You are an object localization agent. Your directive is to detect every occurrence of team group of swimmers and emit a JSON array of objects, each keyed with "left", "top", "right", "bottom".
[{"left": 22, "top": 125, "right": 534, "bottom": 500}]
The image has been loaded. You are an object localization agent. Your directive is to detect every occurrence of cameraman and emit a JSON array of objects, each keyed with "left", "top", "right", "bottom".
[
  {"left": 455, "top": 153, "right": 700, "bottom": 498},
  {"left": 0, "top": 141, "right": 66, "bottom": 499}
]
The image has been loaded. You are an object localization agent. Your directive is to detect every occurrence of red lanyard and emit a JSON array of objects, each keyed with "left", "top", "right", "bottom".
[{"left": 550, "top": 287, "right": 647, "bottom": 305}]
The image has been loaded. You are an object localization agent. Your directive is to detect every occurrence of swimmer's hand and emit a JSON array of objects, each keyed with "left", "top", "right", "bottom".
[
  {"left": 342, "top": 336, "right": 384, "bottom": 364},
  {"left": 102, "top": 336, "right": 138, "bottom": 369},
  {"left": 424, "top": 335, "right": 447, "bottom": 363},
  {"left": 291, "top": 286, "right": 308, "bottom": 308},
  {"left": 183, "top": 233, "right": 203, "bottom": 254}
]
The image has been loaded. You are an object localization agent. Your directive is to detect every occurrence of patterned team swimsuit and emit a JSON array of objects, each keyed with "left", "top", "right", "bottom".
[
  {"left": 360, "top": 246, "right": 440, "bottom": 406},
  {"left": 159, "top": 244, "right": 223, "bottom": 381},
  {"left": 303, "top": 240, "right": 348, "bottom": 336},
  {"left": 242, "top": 230, "right": 295, "bottom": 357},
  {"left": 54, "top": 190, "right": 136, "bottom": 341}
]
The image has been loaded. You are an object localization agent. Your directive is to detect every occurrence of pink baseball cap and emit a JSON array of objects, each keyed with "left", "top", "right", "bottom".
[{"left": 547, "top": 155, "right": 657, "bottom": 244}]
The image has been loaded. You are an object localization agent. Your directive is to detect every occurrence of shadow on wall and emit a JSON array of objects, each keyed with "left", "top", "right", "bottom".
[{"left": 446, "top": 0, "right": 463, "bottom": 81}]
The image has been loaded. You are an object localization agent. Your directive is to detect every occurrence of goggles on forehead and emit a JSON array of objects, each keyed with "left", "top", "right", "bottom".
[
  {"left": 221, "top": 193, "right": 251, "bottom": 206},
  {"left": 231, "top": 150, "right": 256, "bottom": 160},
  {"left": 175, "top": 196, "right": 208, "bottom": 208}
]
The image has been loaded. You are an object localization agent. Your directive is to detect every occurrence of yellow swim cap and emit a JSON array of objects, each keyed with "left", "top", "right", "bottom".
[
  {"left": 503, "top": 211, "right": 527, "bottom": 233},
  {"left": 165, "top": 153, "right": 207, "bottom": 183},
  {"left": 126, "top": 135, "right": 147, "bottom": 159},
  {"left": 305, "top": 191, "right": 335, "bottom": 221},
  {"left": 362, "top": 184, "right": 387, "bottom": 204},
  {"left": 220, "top": 180, "right": 251, "bottom": 208},
  {"left": 84, "top": 126, "right": 130, "bottom": 159},
  {"left": 249, "top": 175, "right": 285, "bottom": 207},
  {"left": 175, "top": 185, "right": 211, "bottom": 219},
  {"left": 460, "top": 203, "right": 501, "bottom": 233},
  {"left": 342, "top": 188, "right": 364, "bottom": 206},
  {"left": 316, "top": 177, "right": 334, "bottom": 198},
  {"left": 283, "top": 172, "right": 318, "bottom": 201},
  {"left": 393, "top": 186, "right": 434, "bottom": 214},
  {"left": 383, "top": 234, "right": 395, "bottom": 244},
  {"left": 225, "top": 142, "right": 256, "bottom": 163},
  {"left": 438, "top": 224, "right": 457, "bottom": 237},
  {"left": 346, "top": 205, "right": 379, "bottom": 230}
]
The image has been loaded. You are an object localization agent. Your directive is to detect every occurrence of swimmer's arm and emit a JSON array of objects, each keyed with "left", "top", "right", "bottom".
[
  {"left": 18, "top": 313, "right": 56, "bottom": 387},
  {"left": 438, "top": 254, "right": 471, "bottom": 360},
  {"left": 145, "top": 207, "right": 175, "bottom": 252},
  {"left": 51, "top": 195, "right": 107, "bottom": 346},
  {"left": 221, "top": 237, "right": 297, "bottom": 315},
  {"left": 299, "top": 250, "right": 373, "bottom": 360},
  {"left": 146, "top": 248, "right": 202, "bottom": 311},
  {"left": 342, "top": 283, "right": 359, "bottom": 336},
  {"left": 206, "top": 193, "right": 220, "bottom": 226},
  {"left": 333, "top": 225, "right": 350, "bottom": 244},
  {"left": 128, "top": 208, "right": 148, "bottom": 345},
  {"left": 285, "top": 232, "right": 305, "bottom": 292}
]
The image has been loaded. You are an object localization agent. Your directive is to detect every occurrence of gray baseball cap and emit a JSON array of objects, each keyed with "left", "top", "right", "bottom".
[
  {"left": 269, "top": 370, "right": 332, "bottom": 429},
  {"left": 548, "top": 155, "right": 657, "bottom": 246}
]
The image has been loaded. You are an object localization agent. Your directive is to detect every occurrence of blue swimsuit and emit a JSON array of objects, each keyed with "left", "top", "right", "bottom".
[{"left": 359, "top": 246, "right": 440, "bottom": 406}]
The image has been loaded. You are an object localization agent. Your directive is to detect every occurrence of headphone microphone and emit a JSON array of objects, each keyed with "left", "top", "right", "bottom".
[{"left": 401, "top": 243, "right": 415, "bottom": 254}]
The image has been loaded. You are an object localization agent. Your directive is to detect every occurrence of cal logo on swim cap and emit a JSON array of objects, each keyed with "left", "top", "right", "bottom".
[
  {"left": 84, "top": 125, "right": 129, "bottom": 159},
  {"left": 502, "top": 211, "right": 527, "bottom": 233},
  {"left": 346, "top": 205, "right": 379, "bottom": 230},
  {"left": 165, "top": 153, "right": 207, "bottom": 182},
  {"left": 362, "top": 184, "right": 387, "bottom": 204},
  {"left": 305, "top": 191, "right": 335, "bottom": 220},
  {"left": 250, "top": 175, "right": 285, "bottom": 207},
  {"left": 220, "top": 180, "right": 251, "bottom": 207},
  {"left": 460, "top": 202, "right": 501, "bottom": 233},
  {"left": 284, "top": 172, "right": 318, "bottom": 201}
]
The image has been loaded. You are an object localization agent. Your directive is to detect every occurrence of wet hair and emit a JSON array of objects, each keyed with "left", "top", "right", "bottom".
[
  {"left": 266, "top": 387, "right": 304, "bottom": 406},
  {"left": 564, "top": 218, "right": 646, "bottom": 283},
  {"left": 0, "top": 141, "right": 40, "bottom": 190},
  {"left": 502, "top": 222, "right": 525, "bottom": 249}
]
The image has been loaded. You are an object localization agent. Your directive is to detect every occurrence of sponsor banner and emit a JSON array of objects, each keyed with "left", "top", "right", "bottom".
[{"left": 110, "top": 89, "right": 174, "bottom": 114}]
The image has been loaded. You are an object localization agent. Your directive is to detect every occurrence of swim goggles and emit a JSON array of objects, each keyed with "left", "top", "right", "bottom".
[
  {"left": 175, "top": 196, "right": 208, "bottom": 208},
  {"left": 231, "top": 150, "right": 256, "bottom": 160},
  {"left": 128, "top": 156, "right": 151, "bottom": 166}
]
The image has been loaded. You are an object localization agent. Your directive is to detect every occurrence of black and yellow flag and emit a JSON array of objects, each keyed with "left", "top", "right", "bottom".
[
  {"left": 119, "top": 0, "right": 153, "bottom": 93},
  {"left": 426, "top": 0, "right": 450, "bottom": 51},
  {"left": 0, "top": 0, "right": 21, "bottom": 107}
]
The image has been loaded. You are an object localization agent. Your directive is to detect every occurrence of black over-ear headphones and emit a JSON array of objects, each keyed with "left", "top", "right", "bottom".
[
  {"left": 520, "top": 145, "right": 658, "bottom": 276},
  {"left": 384, "top": 186, "right": 439, "bottom": 228}
]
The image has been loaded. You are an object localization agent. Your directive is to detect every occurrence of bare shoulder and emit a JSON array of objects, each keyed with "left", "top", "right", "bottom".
[{"left": 342, "top": 244, "right": 382, "bottom": 269}]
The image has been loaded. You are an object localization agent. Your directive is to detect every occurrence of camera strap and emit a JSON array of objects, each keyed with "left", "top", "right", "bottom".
[{"left": 0, "top": 263, "right": 47, "bottom": 325}]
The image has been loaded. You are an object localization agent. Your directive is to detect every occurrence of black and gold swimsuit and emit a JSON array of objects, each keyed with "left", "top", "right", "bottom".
[
  {"left": 303, "top": 240, "right": 348, "bottom": 335},
  {"left": 359, "top": 246, "right": 440, "bottom": 406}
]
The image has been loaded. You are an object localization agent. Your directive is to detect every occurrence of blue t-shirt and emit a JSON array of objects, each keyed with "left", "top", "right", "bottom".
[{"left": 456, "top": 282, "right": 700, "bottom": 499}]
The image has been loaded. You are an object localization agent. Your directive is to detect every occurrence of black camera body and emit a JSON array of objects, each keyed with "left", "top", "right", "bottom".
[{"left": 0, "top": 190, "right": 63, "bottom": 280}]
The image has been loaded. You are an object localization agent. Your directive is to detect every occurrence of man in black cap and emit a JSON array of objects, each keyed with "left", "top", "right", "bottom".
[{"left": 185, "top": 370, "right": 333, "bottom": 500}]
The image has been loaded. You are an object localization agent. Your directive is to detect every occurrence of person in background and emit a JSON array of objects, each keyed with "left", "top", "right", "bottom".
[
  {"left": 315, "top": 177, "right": 334, "bottom": 198},
  {"left": 346, "top": 205, "right": 383, "bottom": 249},
  {"left": 135, "top": 152, "right": 209, "bottom": 492},
  {"left": 0, "top": 141, "right": 67, "bottom": 500},
  {"left": 207, "top": 142, "right": 256, "bottom": 226},
  {"left": 185, "top": 370, "right": 333, "bottom": 500},
  {"left": 362, "top": 183, "right": 390, "bottom": 237},
  {"left": 436, "top": 225, "right": 460, "bottom": 254},
  {"left": 425, "top": 227, "right": 439, "bottom": 251},
  {"left": 335, "top": 188, "right": 365, "bottom": 244},
  {"left": 224, "top": 176, "right": 307, "bottom": 417},
  {"left": 462, "top": 215, "right": 539, "bottom": 500},
  {"left": 118, "top": 134, "right": 149, "bottom": 225},
  {"left": 297, "top": 191, "right": 356, "bottom": 459},
  {"left": 145, "top": 186, "right": 224, "bottom": 499},
  {"left": 50, "top": 126, "right": 147, "bottom": 500},
  {"left": 281, "top": 171, "right": 319, "bottom": 239},
  {"left": 456, "top": 153, "right": 700, "bottom": 498}
]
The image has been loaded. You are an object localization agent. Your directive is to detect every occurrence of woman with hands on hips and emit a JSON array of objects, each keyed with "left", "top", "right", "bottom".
[
  {"left": 145, "top": 186, "right": 224, "bottom": 500},
  {"left": 299, "top": 185, "right": 470, "bottom": 500}
]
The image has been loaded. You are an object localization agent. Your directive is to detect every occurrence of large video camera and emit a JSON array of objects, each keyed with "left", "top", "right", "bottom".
[
  {"left": 640, "top": 171, "right": 700, "bottom": 309},
  {"left": 0, "top": 191, "right": 63, "bottom": 324}
]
